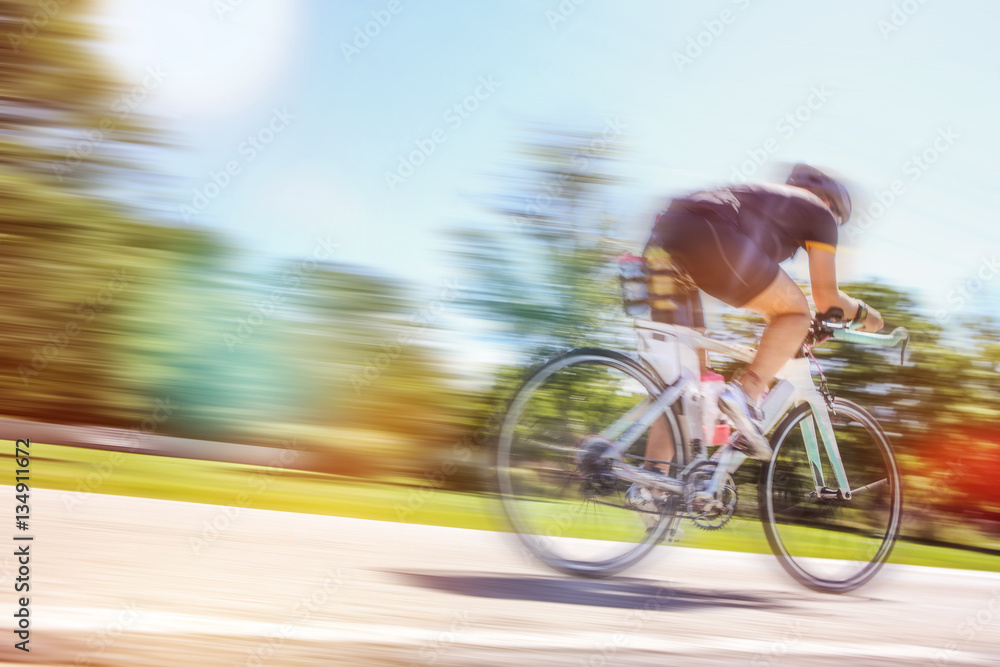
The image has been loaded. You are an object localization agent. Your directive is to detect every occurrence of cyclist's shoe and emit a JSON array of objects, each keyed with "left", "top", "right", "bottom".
[
  {"left": 625, "top": 470, "right": 668, "bottom": 531},
  {"left": 718, "top": 381, "right": 772, "bottom": 461}
]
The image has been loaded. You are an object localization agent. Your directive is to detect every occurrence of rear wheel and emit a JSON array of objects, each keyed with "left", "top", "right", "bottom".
[
  {"left": 496, "top": 348, "right": 685, "bottom": 577},
  {"left": 759, "top": 398, "right": 902, "bottom": 593}
]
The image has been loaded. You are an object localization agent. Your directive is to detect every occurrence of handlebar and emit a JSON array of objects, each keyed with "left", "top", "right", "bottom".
[
  {"left": 827, "top": 323, "right": 908, "bottom": 347},
  {"left": 809, "top": 310, "right": 909, "bottom": 364}
]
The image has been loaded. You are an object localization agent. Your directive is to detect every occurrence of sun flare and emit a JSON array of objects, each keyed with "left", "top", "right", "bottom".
[{"left": 96, "top": 0, "right": 302, "bottom": 119}]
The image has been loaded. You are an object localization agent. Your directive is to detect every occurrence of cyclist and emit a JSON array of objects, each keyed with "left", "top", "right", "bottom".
[{"left": 639, "top": 163, "right": 884, "bottom": 467}]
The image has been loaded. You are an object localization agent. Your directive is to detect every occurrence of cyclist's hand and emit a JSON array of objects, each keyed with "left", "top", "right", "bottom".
[{"left": 859, "top": 305, "right": 884, "bottom": 332}]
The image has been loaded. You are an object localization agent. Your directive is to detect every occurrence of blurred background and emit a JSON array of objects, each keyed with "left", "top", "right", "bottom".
[{"left": 1, "top": 0, "right": 998, "bottom": 578}]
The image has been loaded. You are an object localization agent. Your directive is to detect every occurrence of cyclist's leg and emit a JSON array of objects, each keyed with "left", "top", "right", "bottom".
[
  {"left": 651, "top": 212, "right": 809, "bottom": 403},
  {"left": 640, "top": 227, "right": 709, "bottom": 471},
  {"left": 738, "top": 270, "right": 811, "bottom": 402},
  {"left": 645, "top": 417, "right": 674, "bottom": 473}
]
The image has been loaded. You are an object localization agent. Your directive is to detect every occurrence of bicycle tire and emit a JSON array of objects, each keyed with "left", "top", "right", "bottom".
[
  {"left": 496, "top": 347, "right": 686, "bottom": 577},
  {"left": 759, "top": 398, "right": 903, "bottom": 593}
]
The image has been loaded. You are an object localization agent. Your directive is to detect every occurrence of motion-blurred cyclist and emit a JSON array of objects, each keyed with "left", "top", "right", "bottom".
[{"left": 638, "top": 163, "right": 883, "bottom": 468}]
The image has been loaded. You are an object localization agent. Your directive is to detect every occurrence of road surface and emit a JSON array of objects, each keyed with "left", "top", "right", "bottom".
[{"left": 2, "top": 488, "right": 999, "bottom": 666}]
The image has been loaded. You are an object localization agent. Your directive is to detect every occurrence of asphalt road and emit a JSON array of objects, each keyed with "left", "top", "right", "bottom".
[{"left": 2, "top": 487, "right": 999, "bottom": 666}]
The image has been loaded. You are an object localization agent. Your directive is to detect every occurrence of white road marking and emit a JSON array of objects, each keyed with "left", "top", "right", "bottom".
[{"left": 15, "top": 605, "right": 994, "bottom": 665}]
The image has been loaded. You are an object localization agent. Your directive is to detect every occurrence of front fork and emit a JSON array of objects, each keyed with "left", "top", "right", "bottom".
[{"left": 800, "top": 392, "right": 852, "bottom": 499}]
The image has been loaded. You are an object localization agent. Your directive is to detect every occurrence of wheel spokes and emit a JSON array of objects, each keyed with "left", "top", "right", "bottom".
[
  {"left": 497, "top": 352, "right": 684, "bottom": 576},
  {"left": 850, "top": 478, "right": 888, "bottom": 496}
]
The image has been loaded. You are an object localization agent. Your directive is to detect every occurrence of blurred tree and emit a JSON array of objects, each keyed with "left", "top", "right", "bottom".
[
  {"left": 0, "top": 0, "right": 156, "bottom": 186},
  {"left": 450, "top": 128, "right": 633, "bottom": 360},
  {"left": 443, "top": 128, "right": 641, "bottom": 491},
  {"left": 280, "top": 265, "right": 472, "bottom": 475},
  {"left": 0, "top": 172, "right": 153, "bottom": 425},
  {"left": 0, "top": 0, "right": 474, "bottom": 477},
  {"left": 0, "top": 0, "right": 166, "bottom": 426},
  {"left": 108, "top": 228, "right": 266, "bottom": 439}
]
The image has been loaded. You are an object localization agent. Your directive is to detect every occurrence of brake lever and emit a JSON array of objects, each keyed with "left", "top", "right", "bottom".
[{"left": 896, "top": 327, "right": 909, "bottom": 365}]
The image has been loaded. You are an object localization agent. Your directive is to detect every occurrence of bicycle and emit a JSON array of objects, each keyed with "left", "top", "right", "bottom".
[{"left": 495, "top": 304, "right": 909, "bottom": 593}]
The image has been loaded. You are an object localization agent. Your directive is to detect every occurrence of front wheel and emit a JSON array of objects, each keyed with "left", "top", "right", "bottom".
[
  {"left": 759, "top": 398, "right": 902, "bottom": 593},
  {"left": 495, "top": 348, "right": 685, "bottom": 578}
]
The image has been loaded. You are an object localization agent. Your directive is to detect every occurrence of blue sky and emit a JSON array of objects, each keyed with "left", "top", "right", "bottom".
[{"left": 100, "top": 0, "right": 999, "bottom": 327}]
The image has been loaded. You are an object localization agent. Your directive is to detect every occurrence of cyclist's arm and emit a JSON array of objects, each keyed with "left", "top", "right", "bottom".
[{"left": 806, "top": 245, "right": 884, "bottom": 332}]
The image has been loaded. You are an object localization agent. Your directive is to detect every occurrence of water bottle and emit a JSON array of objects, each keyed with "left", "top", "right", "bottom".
[
  {"left": 700, "top": 371, "right": 730, "bottom": 446},
  {"left": 618, "top": 253, "right": 650, "bottom": 317}
]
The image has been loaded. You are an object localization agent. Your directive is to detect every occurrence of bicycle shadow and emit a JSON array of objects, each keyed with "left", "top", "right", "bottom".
[{"left": 389, "top": 571, "right": 793, "bottom": 612}]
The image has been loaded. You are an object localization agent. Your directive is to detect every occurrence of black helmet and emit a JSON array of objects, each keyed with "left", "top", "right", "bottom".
[{"left": 786, "top": 163, "right": 852, "bottom": 224}]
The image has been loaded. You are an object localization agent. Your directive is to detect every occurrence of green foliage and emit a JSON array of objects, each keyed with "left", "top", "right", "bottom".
[
  {"left": 449, "top": 129, "right": 634, "bottom": 361},
  {"left": 0, "top": 0, "right": 476, "bottom": 473},
  {"left": 0, "top": 0, "right": 156, "bottom": 186}
]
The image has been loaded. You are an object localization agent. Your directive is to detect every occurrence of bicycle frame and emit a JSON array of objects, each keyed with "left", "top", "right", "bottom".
[{"left": 599, "top": 320, "right": 857, "bottom": 501}]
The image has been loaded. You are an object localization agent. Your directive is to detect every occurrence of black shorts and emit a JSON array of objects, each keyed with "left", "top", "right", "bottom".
[{"left": 644, "top": 207, "right": 780, "bottom": 317}]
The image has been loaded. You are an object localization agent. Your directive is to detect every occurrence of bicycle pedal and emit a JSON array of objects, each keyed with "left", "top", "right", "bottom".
[{"left": 665, "top": 527, "right": 685, "bottom": 543}]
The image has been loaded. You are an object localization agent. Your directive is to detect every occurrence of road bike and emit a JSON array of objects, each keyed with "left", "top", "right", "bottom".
[{"left": 495, "top": 308, "right": 908, "bottom": 593}]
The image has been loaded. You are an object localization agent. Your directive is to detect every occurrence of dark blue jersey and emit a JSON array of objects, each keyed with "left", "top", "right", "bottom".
[{"left": 668, "top": 182, "right": 839, "bottom": 263}]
